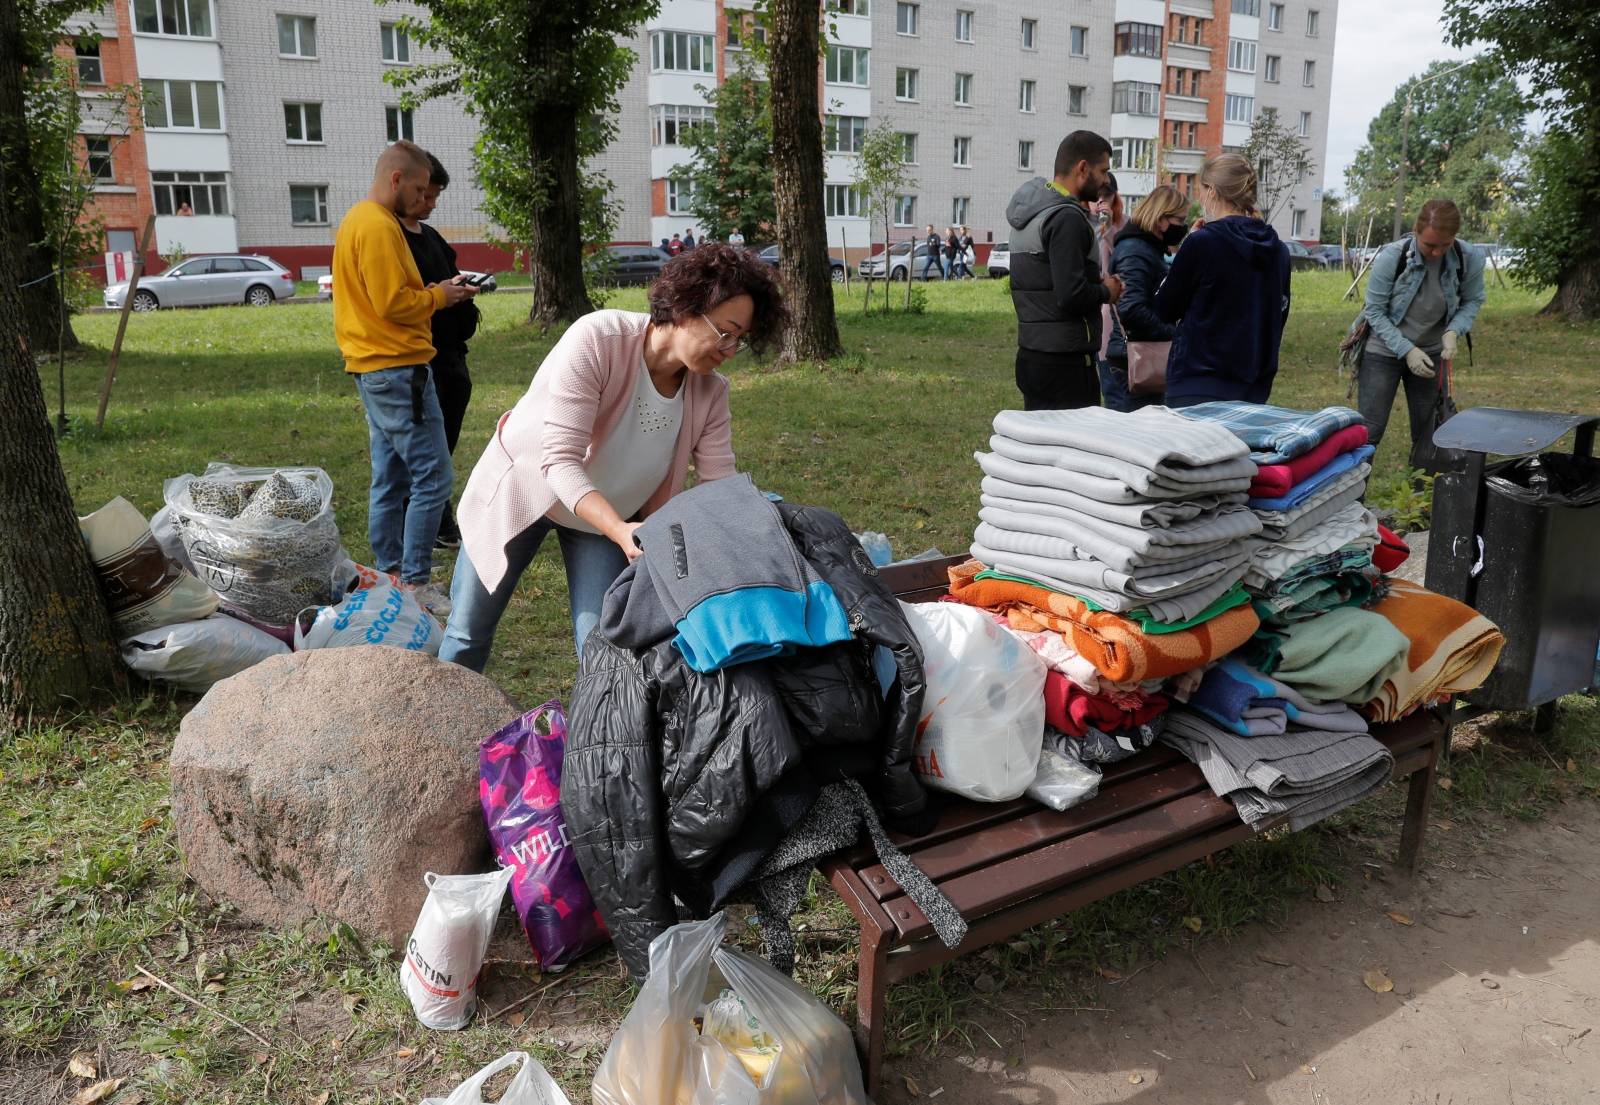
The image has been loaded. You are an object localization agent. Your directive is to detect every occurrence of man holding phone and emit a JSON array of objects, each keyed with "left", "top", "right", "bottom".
[{"left": 400, "top": 151, "right": 481, "bottom": 553}]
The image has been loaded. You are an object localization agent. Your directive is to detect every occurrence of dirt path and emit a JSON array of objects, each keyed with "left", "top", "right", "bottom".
[{"left": 889, "top": 801, "right": 1600, "bottom": 1105}]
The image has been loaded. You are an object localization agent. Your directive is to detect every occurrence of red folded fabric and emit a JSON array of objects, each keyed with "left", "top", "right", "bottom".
[
  {"left": 1044, "top": 670, "right": 1169, "bottom": 737},
  {"left": 1373, "top": 524, "right": 1410, "bottom": 573},
  {"left": 1248, "top": 424, "right": 1370, "bottom": 498}
]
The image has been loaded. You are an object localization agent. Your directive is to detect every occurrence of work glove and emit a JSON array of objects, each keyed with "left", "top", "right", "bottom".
[
  {"left": 1441, "top": 330, "right": 1458, "bottom": 362},
  {"left": 1404, "top": 346, "right": 1436, "bottom": 379}
]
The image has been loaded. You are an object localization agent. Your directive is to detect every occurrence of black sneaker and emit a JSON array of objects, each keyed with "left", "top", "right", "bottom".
[{"left": 435, "top": 531, "right": 461, "bottom": 550}]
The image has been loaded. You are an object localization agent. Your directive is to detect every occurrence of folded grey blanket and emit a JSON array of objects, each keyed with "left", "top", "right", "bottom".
[
  {"left": 979, "top": 495, "right": 1262, "bottom": 556},
  {"left": 982, "top": 473, "right": 1248, "bottom": 527},
  {"left": 1253, "top": 464, "right": 1370, "bottom": 541},
  {"left": 990, "top": 435, "right": 1259, "bottom": 497},
  {"left": 970, "top": 541, "right": 1251, "bottom": 623},
  {"left": 975, "top": 516, "right": 1240, "bottom": 576},
  {"left": 993, "top": 406, "right": 1252, "bottom": 471},
  {"left": 977, "top": 450, "right": 1254, "bottom": 505}
]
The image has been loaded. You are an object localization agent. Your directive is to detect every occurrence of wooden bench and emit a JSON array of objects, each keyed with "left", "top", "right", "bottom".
[{"left": 822, "top": 554, "right": 1445, "bottom": 1092}]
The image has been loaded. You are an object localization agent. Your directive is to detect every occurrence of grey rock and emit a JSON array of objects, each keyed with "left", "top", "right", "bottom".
[
  {"left": 1392, "top": 529, "right": 1430, "bottom": 586},
  {"left": 171, "top": 647, "right": 521, "bottom": 946}
]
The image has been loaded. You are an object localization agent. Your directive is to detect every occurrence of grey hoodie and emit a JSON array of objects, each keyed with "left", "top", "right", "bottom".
[{"left": 1006, "top": 177, "right": 1108, "bottom": 354}]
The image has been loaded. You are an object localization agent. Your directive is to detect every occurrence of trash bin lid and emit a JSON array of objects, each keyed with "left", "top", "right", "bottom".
[{"left": 1433, "top": 407, "right": 1600, "bottom": 457}]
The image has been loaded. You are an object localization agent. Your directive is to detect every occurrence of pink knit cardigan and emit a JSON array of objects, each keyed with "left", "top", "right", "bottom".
[{"left": 456, "top": 310, "right": 735, "bottom": 592}]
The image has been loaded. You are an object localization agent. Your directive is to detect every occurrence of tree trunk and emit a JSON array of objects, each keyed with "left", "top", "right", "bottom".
[
  {"left": 1542, "top": 162, "right": 1600, "bottom": 321},
  {"left": 765, "top": 0, "right": 844, "bottom": 363},
  {"left": 0, "top": 0, "right": 122, "bottom": 730},
  {"left": 524, "top": 99, "right": 595, "bottom": 329}
]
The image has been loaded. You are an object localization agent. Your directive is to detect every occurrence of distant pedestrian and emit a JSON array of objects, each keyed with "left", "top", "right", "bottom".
[
  {"left": 956, "top": 225, "right": 976, "bottom": 279},
  {"left": 1004, "top": 130, "right": 1123, "bottom": 411},
  {"left": 727, "top": 228, "right": 745, "bottom": 248},
  {"left": 1104, "top": 186, "right": 1186, "bottom": 411},
  {"left": 660, "top": 237, "right": 672, "bottom": 253},
  {"left": 332, "top": 140, "right": 478, "bottom": 617},
  {"left": 1154, "top": 153, "right": 1291, "bottom": 407},
  {"left": 668, "top": 233, "right": 684, "bottom": 256},
  {"left": 683, "top": 229, "right": 697, "bottom": 251},
  {"left": 942, "top": 227, "right": 959, "bottom": 280},
  {"left": 921, "top": 224, "right": 942, "bottom": 279}
]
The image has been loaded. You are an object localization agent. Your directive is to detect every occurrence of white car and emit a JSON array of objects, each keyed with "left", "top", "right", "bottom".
[
  {"left": 318, "top": 270, "right": 497, "bottom": 297},
  {"left": 987, "top": 242, "right": 1010, "bottom": 277},
  {"left": 104, "top": 254, "right": 296, "bottom": 311}
]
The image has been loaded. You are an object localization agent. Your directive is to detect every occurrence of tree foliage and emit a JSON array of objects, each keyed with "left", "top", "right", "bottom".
[
  {"left": 853, "top": 119, "right": 915, "bottom": 261},
  {"left": 1241, "top": 108, "right": 1315, "bottom": 225},
  {"left": 676, "top": 59, "right": 776, "bottom": 243}
]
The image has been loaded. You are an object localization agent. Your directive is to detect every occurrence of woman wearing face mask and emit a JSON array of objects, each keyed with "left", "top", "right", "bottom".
[
  {"left": 1103, "top": 186, "right": 1188, "bottom": 411},
  {"left": 1357, "top": 198, "right": 1485, "bottom": 451},
  {"left": 1154, "top": 153, "right": 1291, "bottom": 407},
  {"left": 440, "top": 244, "right": 790, "bottom": 671},
  {"left": 1090, "top": 174, "right": 1131, "bottom": 407}
]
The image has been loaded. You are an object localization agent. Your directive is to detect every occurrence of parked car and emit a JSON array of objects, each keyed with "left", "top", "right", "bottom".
[
  {"left": 1286, "top": 241, "right": 1333, "bottom": 272},
  {"left": 584, "top": 245, "right": 669, "bottom": 287},
  {"left": 1312, "top": 244, "right": 1345, "bottom": 267},
  {"left": 318, "top": 268, "right": 500, "bottom": 297},
  {"left": 756, "top": 243, "right": 847, "bottom": 282},
  {"left": 987, "top": 242, "right": 1010, "bottom": 278},
  {"left": 858, "top": 241, "right": 956, "bottom": 281},
  {"left": 105, "top": 254, "right": 296, "bottom": 311}
]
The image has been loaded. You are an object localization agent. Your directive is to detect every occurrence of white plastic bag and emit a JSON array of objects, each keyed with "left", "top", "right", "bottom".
[
  {"left": 294, "top": 563, "right": 441, "bottom": 654},
  {"left": 592, "top": 913, "right": 868, "bottom": 1105},
  {"left": 1026, "top": 747, "right": 1102, "bottom": 812},
  {"left": 419, "top": 1051, "right": 571, "bottom": 1105},
  {"left": 121, "top": 615, "right": 288, "bottom": 693},
  {"left": 148, "top": 505, "right": 196, "bottom": 574},
  {"left": 401, "top": 868, "right": 514, "bottom": 1030},
  {"left": 900, "top": 601, "right": 1047, "bottom": 801},
  {"left": 79, "top": 497, "right": 219, "bottom": 635}
]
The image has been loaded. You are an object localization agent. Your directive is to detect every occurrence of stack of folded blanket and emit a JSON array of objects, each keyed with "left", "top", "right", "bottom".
[{"left": 1361, "top": 579, "right": 1506, "bottom": 722}]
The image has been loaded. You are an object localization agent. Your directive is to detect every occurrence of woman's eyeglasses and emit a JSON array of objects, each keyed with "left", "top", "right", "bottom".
[{"left": 701, "top": 314, "right": 748, "bottom": 353}]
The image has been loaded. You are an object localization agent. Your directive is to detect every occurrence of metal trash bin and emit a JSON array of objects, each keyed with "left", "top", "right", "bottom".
[{"left": 1425, "top": 407, "right": 1600, "bottom": 713}]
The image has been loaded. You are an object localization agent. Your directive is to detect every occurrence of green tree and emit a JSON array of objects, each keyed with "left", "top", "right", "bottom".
[
  {"left": 389, "top": 0, "right": 658, "bottom": 329},
  {"left": 1444, "top": 0, "right": 1600, "bottom": 317},
  {"left": 1319, "top": 190, "right": 1345, "bottom": 246},
  {"left": 1241, "top": 108, "right": 1315, "bottom": 226},
  {"left": 675, "top": 59, "right": 776, "bottom": 243},
  {"left": 852, "top": 119, "right": 915, "bottom": 278}
]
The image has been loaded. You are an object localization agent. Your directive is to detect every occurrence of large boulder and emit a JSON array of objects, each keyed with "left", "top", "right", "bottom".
[{"left": 171, "top": 647, "right": 521, "bottom": 946}]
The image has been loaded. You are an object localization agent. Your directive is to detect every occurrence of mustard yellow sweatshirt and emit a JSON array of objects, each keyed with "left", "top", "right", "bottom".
[{"left": 332, "top": 200, "right": 449, "bottom": 373}]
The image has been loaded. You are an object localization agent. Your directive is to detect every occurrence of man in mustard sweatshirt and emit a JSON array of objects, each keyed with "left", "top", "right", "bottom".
[{"left": 334, "top": 140, "right": 477, "bottom": 617}]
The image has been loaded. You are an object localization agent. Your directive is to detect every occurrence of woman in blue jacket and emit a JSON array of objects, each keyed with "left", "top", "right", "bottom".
[
  {"left": 1154, "top": 154, "right": 1291, "bottom": 407},
  {"left": 1103, "top": 185, "right": 1188, "bottom": 411},
  {"left": 1358, "top": 198, "right": 1486, "bottom": 450}
]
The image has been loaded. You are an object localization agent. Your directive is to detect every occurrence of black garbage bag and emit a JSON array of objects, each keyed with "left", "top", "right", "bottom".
[{"left": 1485, "top": 452, "right": 1600, "bottom": 507}]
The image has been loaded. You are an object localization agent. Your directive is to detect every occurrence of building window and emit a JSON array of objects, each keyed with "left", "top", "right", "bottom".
[
  {"left": 898, "top": 131, "right": 918, "bottom": 164},
  {"left": 133, "top": 0, "right": 212, "bottom": 37},
  {"left": 290, "top": 183, "right": 329, "bottom": 225},
  {"left": 1114, "top": 22, "right": 1161, "bottom": 58},
  {"left": 1112, "top": 80, "right": 1159, "bottom": 116},
  {"left": 151, "top": 170, "right": 229, "bottom": 216},
  {"left": 666, "top": 177, "right": 698, "bottom": 215},
  {"left": 1228, "top": 38, "right": 1257, "bottom": 72},
  {"left": 1018, "top": 139, "right": 1033, "bottom": 171},
  {"left": 74, "top": 40, "right": 103, "bottom": 84},
  {"left": 1019, "top": 79, "right": 1035, "bottom": 113},
  {"left": 726, "top": 12, "right": 766, "bottom": 49},
  {"left": 954, "top": 72, "right": 972, "bottom": 106},
  {"left": 952, "top": 135, "right": 971, "bottom": 167},
  {"left": 824, "top": 183, "right": 862, "bottom": 218},
  {"left": 1302, "top": 59, "right": 1316, "bottom": 85},
  {"left": 284, "top": 102, "right": 323, "bottom": 143},
  {"left": 827, "top": 0, "right": 870, "bottom": 14},
  {"left": 895, "top": 2, "right": 918, "bottom": 35},
  {"left": 650, "top": 104, "right": 713, "bottom": 147},
  {"left": 277, "top": 14, "right": 316, "bottom": 58},
  {"left": 824, "top": 114, "right": 868, "bottom": 153},
  {"left": 1070, "top": 25, "right": 1089, "bottom": 56},
  {"left": 1068, "top": 84, "right": 1086, "bottom": 115},
  {"left": 1264, "top": 54, "right": 1280, "bottom": 82},
  {"left": 955, "top": 9, "right": 973, "bottom": 42},
  {"left": 1020, "top": 17, "right": 1037, "bottom": 49},
  {"left": 1268, "top": 2, "right": 1284, "bottom": 30},
  {"left": 141, "top": 80, "right": 223, "bottom": 131},
  {"left": 1292, "top": 208, "right": 1307, "bottom": 237},
  {"left": 1298, "top": 110, "right": 1312, "bottom": 137},
  {"left": 1224, "top": 93, "right": 1255, "bottom": 123},
  {"left": 85, "top": 136, "right": 114, "bottom": 181},
  {"left": 894, "top": 195, "right": 916, "bottom": 226},
  {"left": 1306, "top": 9, "right": 1320, "bottom": 35},
  {"left": 385, "top": 106, "right": 414, "bottom": 143},
  {"left": 1230, "top": 0, "right": 1260, "bottom": 14},
  {"left": 651, "top": 31, "right": 715, "bottom": 74},
  {"left": 895, "top": 67, "right": 919, "bottom": 101},
  {"left": 380, "top": 22, "right": 410, "bottom": 64},
  {"left": 951, "top": 196, "right": 969, "bottom": 224},
  {"left": 825, "top": 45, "right": 869, "bottom": 86}
]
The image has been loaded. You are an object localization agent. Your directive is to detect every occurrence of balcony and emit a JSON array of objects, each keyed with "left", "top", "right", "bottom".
[
  {"left": 1164, "top": 94, "right": 1209, "bottom": 122},
  {"left": 1167, "top": 42, "right": 1212, "bottom": 69},
  {"left": 1164, "top": 146, "right": 1206, "bottom": 174},
  {"left": 1169, "top": 0, "right": 1214, "bottom": 16}
]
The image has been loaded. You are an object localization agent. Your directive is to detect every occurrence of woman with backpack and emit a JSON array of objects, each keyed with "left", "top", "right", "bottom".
[
  {"left": 1356, "top": 198, "right": 1486, "bottom": 452},
  {"left": 1103, "top": 186, "right": 1187, "bottom": 411}
]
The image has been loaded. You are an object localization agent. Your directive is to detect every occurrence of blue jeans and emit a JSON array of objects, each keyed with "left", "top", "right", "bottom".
[
  {"left": 355, "top": 365, "right": 452, "bottom": 584},
  {"left": 439, "top": 518, "right": 630, "bottom": 673},
  {"left": 942, "top": 256, "right": 954, "bottom": 279},
  {"left": 921, "top": 256, "right": 941, "bottom": 280},
  {"left": 1098, "top": 358, "right": 1162, "bottom": 413}
]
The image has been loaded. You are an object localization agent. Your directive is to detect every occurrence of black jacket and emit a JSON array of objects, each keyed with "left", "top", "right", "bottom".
[
  {"left": 1005, "top": 177, "right": 1108, "bottom": 354},
  {"left": 402, "top": 221, "right": 479, "bottom": 354},
  {"left": 1105, "top": 223, "right": 1176, "bottom": 362},
  {"left": 561, "top": 500, "right": 930, "bottom": 977}
]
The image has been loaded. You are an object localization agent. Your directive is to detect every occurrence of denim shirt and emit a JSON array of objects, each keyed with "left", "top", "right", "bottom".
[{"left": 1362, "top": 234, "right": 1487, "bottom": 358}]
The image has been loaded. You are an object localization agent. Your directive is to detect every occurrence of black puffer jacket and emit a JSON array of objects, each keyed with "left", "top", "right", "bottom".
[
  {"left": 561, "top": 501, "right": 929, "bottom": 977},
  {"left": 1105, "top": 222, "right": 1176, "bottom": 363}
]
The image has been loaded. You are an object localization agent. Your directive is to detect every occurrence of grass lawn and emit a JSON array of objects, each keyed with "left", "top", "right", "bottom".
[{"left": 8, "top": 271, "right": 1600, "bottom": 1102}]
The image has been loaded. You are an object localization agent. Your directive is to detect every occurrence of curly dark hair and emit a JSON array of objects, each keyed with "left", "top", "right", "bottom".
[{"left": 648, "top": 242, "right": 790, "bottom": 355}]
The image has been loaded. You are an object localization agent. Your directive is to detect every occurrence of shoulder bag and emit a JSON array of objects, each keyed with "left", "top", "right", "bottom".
[{"left": 1109, "top": 302, "right": 1170, "bottom": 396}]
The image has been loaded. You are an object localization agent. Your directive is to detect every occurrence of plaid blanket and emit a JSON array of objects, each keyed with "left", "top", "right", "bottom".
[{"left": 1180, "top": 401, "right": 1365, "bottom": 464}]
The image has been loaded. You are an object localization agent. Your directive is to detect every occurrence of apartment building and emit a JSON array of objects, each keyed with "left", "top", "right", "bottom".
[{"left": 70, "top": 0, "right": 1334, "bottom": 281}]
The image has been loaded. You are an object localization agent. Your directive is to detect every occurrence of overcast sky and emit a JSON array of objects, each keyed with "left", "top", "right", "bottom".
[{"left": 1323, "top": 0, "right": 1482, "bottom": 194}]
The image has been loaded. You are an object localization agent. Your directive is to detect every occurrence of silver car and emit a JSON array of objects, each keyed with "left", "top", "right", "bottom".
[{"left": 104, "top": 254, "right": 297, "bottom": 311}]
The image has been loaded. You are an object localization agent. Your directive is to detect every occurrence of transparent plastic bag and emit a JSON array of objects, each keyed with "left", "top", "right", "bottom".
[
  {"left": 1026, "top": 747, "right": 1102, "bottom": 811},
  {"left": 163, "top": 463, "right": 345, "bottom": 627},
  {"left": 592, "top": 913, "right": 868, "bottom": 1105},
  {"left": 852, "top": 531, "right": 893, "bottom": 567},
  {"left": 419, "top": 1051, "right": 571, "bottom": 1105},
  {"left": 400, "top": 868, "right": 515, "bottom": 1030}
]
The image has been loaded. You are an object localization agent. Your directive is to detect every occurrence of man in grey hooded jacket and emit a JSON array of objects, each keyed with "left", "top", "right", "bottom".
[{"left": 1006, "top": 130, "right": 1125, "bottom": 410}]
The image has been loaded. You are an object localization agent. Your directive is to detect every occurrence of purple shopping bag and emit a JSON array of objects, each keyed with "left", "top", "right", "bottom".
[{"left": 479, "top": 700, "right": 609, "bottom": 970}]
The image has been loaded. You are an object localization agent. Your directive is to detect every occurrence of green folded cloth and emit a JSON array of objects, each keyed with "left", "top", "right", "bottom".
[
  {"left": 974, "top": 570, "right": 1251, "bottom": 634},
  {"left": 1253, "top": 570, "right": 1384, "bottom": 629},
  {"left": 1243, "top": 605, "right": 1410, "bottom": 703}
]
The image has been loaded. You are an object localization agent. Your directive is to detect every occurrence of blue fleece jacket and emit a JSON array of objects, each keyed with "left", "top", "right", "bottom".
[{"left": 1154, "top": 215, "right": 1292, "bottom": 404}]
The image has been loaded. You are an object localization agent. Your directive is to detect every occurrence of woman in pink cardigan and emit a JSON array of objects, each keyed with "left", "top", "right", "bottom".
[{"left": 440, "top": 245, "right": 789, "bottom": 671}]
